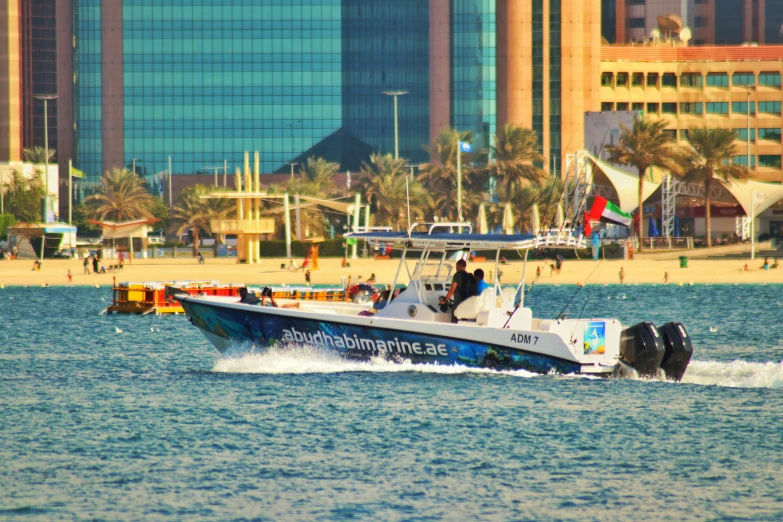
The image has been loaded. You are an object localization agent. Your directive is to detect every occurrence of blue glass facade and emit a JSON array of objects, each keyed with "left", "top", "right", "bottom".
[
  {"left": 451, "top": 0, "right": 496, "bottom": 151},
  {"left": 342, "top": 1, "right": 430, "bottom": 164},
  {"left": 73, "top": 0, "right": 103, "bottom": 180},
  {"left": 122, "top": 0, "right": 343, "bottom": 179},
  {"left": 549, "top": 0, "right": 561, "bottom": 174},
  {"left": 531, "top": 0, "right": 544, "bottom": 163}
]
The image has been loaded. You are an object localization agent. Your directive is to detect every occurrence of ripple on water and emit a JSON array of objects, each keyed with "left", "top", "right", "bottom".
[{"left": 1, "top": 285, "right": 782, "bottom": 520}]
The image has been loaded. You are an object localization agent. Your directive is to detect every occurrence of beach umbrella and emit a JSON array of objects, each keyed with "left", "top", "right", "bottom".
[
  {"left": 502, "top": 203, "right": 514, "bottom": 235},
  {"left": 478, "top": 203, "right": 488, "bottom": 234},
  {"left": 531, "top": 203, "right": 541, "bottom": 235},
  {"left": 556, "top": 204, "right": 564, "bottom": 228}
]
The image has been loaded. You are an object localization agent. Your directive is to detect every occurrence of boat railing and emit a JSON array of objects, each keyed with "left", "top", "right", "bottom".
[{"left": 408, "top": 222, "right": 473, "bottom": 236}]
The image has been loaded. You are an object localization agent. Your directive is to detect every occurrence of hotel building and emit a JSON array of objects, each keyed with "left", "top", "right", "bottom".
[{"left": 600, "top": 44, "right": 783, "bottom": 180}]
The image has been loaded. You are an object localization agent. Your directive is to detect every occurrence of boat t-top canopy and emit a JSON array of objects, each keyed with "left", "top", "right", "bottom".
[{"left": 347, "top": 223, "right": 586, "bottom": 250}]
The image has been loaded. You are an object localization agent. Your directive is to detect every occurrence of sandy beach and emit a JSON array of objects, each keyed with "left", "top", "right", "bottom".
[{"left": 2, "top": 255, "right": 782, "bottom": 287}]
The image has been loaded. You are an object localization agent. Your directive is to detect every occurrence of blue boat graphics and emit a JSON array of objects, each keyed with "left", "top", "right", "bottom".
[{"left": 181, "top": 299, "right": 582, "bottom": 375}]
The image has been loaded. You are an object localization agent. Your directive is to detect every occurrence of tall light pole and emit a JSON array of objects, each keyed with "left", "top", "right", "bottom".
[
  {"left": 383, "top": 91, "right": 408, "bottom": 159},
  {"left": 746, "top": 84, "right": 756, "bottom": 174},
  {"left": 202, "top": 166, "right": 222, "bottom": 187},
  {"left": 35, "top": 94, "right": 57, "bottom": 223},
  {"left": 287, "top": 162, "right": 298, "bottom": 180},
  {"left": 747, "top": 84, "right": 757, "bottom": 259}
]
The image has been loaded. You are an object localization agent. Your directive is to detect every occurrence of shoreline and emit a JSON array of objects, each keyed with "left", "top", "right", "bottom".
[{"left": 2, "top": 256, "right": 783, "bottom": 287}]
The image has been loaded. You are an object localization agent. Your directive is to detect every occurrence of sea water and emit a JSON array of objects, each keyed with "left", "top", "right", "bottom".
[{"left": 1, "top": 285, "right": 782, "bottom": 521}]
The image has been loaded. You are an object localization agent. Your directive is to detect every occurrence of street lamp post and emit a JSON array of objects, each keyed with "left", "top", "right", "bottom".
[
  {"left": 34, "top": 95, "right": 57, "bottom": 223},
  {"left": 287, "top": 162, "right": 298, "bottom": 180},
  {"left": 383, "top": 91, "right": 408, "bottom": 159}
]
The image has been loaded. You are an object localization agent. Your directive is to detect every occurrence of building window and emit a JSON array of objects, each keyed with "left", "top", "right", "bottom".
[
  {"left": 707, "top": 102, "right": 729, "bottom": 114},
  {"left": 732, "top": 73, "right": 755, "bottom": 87},
  {"left": 616, "top": 73, "right": 629, "bottom": 86},
  {"left": 736, "top": 129, "right": 755, "bottom": 142},
  {"left": 758, "top": 128, "right": 782, "bottom": 142},
  {"left": 647, "top": 102, "right": 659, "bottom": 113},
  {"left": 632, "top": 73, "right": 644, "bottom": 86},
  {"left": 707, "top": 73, "right": 729, "bottom": 87},
  {"left": 759, "top": 155, "right": 782, "bottom": 168},
  {"left": 601, "top": 73, "right": 614, "bottom": 87},
  {"left": 601, "top": 102, "right": 615, "bottom": 111},
  {"left": 628, "top": 18, "right": 645, "bottom": 29},
  {"left": 759, "top": 101, "right": 782, "bottom": 115},
  {"left": 733, "top": 155, "right": 756, "bottom": 167},
  {"left": 632, "top": 102, "right": 644, "bottom": 111},
  {"left": 694, "top": 17, "right": 707, "bottom": 28},
  {"left": 759, "top": 72, "right": 782, "bottom": 87},
  {"left": 647, "top": 73, "right": 659, "bottom": 87},
  {"left": 662, "top": 73, "right": 677, "bottom": 87},
  {"left": 617, "top": 102, "right": 629, "bottom": 110},
  {"left": 680, "top": 73, "right": 703, "bottom": 88},
  {"left": 680, "top": 102, "right": 703, "bottom": 114},
  {"left": 662, "top": 103, "right": 677, "bottom": 114},
  {"left": 695, "top": 0, "right": 706, "bottom": 3},
  {"left": 628, "top": 0, "right": 645, "bottom": 4},
  {"left": 732, "top": 101, "right": 755, "bottom": 115}
]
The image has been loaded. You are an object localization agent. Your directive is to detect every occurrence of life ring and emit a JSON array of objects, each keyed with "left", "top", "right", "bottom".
[{"left": 348, "top": 283, "right": 377, "bottom": 304}]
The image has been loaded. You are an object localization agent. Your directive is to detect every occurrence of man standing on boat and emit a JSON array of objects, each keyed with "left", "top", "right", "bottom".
[{"left": 440, "top": 259, "right": 475, "bottom": 319}]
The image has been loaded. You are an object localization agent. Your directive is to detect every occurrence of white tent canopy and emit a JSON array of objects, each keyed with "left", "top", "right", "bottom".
[
  {"left": 721, "top": 178, "right": 783, "bottom": 218},
  {"left": 588, "top": 155, "right": 661, "bottom": 214}
]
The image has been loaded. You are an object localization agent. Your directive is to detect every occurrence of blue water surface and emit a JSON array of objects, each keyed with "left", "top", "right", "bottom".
[{"left": 1, "top": 285, "right": 782, "bottom": 521}]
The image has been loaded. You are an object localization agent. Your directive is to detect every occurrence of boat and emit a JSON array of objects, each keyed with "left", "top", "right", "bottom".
[
  {"left": 167, "top": 223, "right": 693, "bottom": 380},
  {"left": 106, "top": 280, "right": 355, "bottom": 315}
]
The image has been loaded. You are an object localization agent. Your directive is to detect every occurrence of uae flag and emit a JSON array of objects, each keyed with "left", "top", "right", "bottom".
[{"left": 584, "top": 196, "right": 633, "bottom": 235}]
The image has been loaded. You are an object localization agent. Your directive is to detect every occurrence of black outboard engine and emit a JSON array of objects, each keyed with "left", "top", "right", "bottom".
[
  {"left": 620, "top": 321, "right": 665, "bottom": 377},
  {"left": 658, "top": 322, "right": 693, "bottom": 381}
]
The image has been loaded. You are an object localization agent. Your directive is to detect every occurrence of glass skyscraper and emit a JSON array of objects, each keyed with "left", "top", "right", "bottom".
[
  {"left": 70, "top": 0, "right": 435, "bottom": 182},
  {"left": 451, "top": 0, "right": 496, "bottom": 152},
  {"left": 73, "top": 0, "right": 103, "bottom": 181}
]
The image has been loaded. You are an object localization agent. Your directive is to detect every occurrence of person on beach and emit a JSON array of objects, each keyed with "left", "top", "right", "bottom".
[
  {"left": 197, "top": 252, "right": 205, "bottom": 264},
  {"left": 118, "top": 251, "right": 124, "bottom": 268},
  {"left": 535, "top": 266, "right": 541, "bottom": 280},
  {"left": 67, "top": 270, "right": 73, "bottom": 284},
  {"left": 549, "top": 263, "right": 555, "bottom": 277},
  {"left": 555, "top": 255, "right": 563, "bottom": 275},
  {"left": 83, "top": 257, "right": 90, "bottom": 275},
  {"left": 773, "top": 258, "right": 779, "bottom": 269},
  {"left": 32, "top": 260, "right": 41, "bottom": 271},
  {"left": 664, "top": 271, "right": 669, "bottom": 284},
  {"left": 744, "top": 264, "right": 749, "bottom": 271},
  {"left": 619, "top": 267, "right": 626, "bottom": 284},
  {"left": 762, "top": 257, "right": 770, "bottom": 270},
  {"left": 305, "top": 270, "right": 311, "bottom": 286},
  {"left": 92, "top": 255, "right": 99, "bottom": 274}
]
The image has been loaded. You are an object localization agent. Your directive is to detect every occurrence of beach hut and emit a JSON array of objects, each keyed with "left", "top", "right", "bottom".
[{"left": 89, "top": 218, "right": 161, "bottom": 259}]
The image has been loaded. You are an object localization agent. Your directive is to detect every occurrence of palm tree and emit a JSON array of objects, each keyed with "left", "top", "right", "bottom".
[
  {"left": 605, "top": 117, "right": 683, "bottom": 251},
  {"left": 487, "top": 123, "right": 546, "bottom": 192},
  {"left": 298, "top": 157, "right": 339, "bottom": 196},
  {"left": 86, "top": 168, "right": 155, "bottom": 221},
  {"left": 359, "top": 153, "right": 431, "bottom": 230},
  {"left": 418, "top": 127, "right": 485, "bottom": 221},
  {"left": 171, "top": 185, "right": 234, "bottom": 255},
  {"left": 488, "top": 177, "right": 562, "bottom": 233},
  {"left": 682, "top": 128, "right": 751, "bottom": 247},
  {"left": 23, "top": 146, "right": 56, "bottom": 164}
]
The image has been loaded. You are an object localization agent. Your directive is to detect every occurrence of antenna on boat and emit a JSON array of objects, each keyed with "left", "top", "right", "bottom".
[{"left": 406, "top": 174, "right": 411, "bottom": 234}]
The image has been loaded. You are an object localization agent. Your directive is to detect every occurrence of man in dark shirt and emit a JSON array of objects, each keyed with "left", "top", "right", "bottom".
[
  {"left": 238, "top": 287, "right": 261, "bottom": 305},
  {"left": 441, "top": 259, "right": 469, "bottom": 309}
]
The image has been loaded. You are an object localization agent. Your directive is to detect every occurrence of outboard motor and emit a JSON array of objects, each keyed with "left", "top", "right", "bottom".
[
  {"left": 658, "top": 322, "right": 693, "bottom": 381},
  {"left": 620, "top": 321, "right": 665, "bottom": 377}
]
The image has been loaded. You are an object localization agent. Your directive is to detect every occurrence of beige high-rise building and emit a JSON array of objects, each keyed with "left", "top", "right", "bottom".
[
  {"left": 601, "top": 44, "right": 783, "bottom": 181},
  {"left": 497, "top": 0, "right": 602, "bottom": 175},
  {"left": 0, "top": 0, "right": 22, "bottom": 163}
]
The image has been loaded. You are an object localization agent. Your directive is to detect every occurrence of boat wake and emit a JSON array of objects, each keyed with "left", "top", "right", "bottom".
[
  {"left": 212, "top": 345, "right": 543, "bottom": 378},
  {"left": 680, "top": 360, "right": 783, "bottom": 389},
  {"left": 211, "top": 347, "right": 783, "bottom": 389}
]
